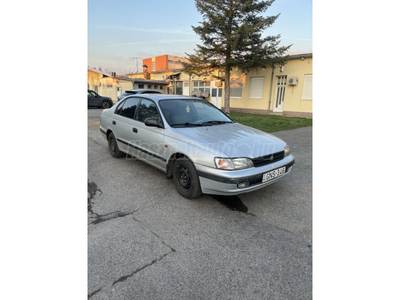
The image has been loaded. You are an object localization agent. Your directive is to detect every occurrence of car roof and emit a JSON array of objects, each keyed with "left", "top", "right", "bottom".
[{"left": 124, "top": 94, "right": 203, "bottom": 103}]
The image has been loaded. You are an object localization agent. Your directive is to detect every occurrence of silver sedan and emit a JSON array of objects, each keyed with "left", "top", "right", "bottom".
[{"left": 100, "top": 94, "right": 295, "bottom": 198}]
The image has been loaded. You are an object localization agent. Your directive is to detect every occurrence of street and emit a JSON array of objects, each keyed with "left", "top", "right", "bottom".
[{"left": 88, "top": 108, "right": 312, "bottom": 299}]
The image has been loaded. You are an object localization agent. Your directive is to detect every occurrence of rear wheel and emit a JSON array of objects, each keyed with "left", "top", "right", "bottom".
[
  {"left": 172, "top": 157, "right": 202, "bottom": 199},
  {"left": 108, "top": 132, "right": 124, "bottom": 158}
]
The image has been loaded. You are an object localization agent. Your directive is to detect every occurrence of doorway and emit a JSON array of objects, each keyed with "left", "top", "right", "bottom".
[
  {"left": 211, "top": 88, "right": 223, "bottom": 109},
  {"left": 273, "top": 76, "right": 287, "bottom": 113}
]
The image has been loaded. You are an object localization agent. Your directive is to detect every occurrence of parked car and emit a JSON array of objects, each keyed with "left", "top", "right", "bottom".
[
  {"left": 100, "top": 94, "right": 294, "bottom": 199},
  {"left": 117, "top": 89, "right": 162, "bottom": 101},
  {"left": 88, "top": 90, "right": 113, "bottom": 108}
]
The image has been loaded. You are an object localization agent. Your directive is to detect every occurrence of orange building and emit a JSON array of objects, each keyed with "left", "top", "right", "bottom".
[{"left": 142, "top": 55, "right": 189, "bottom": 73}]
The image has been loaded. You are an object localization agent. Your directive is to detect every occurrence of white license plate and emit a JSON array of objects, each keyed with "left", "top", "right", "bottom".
[{"left": 262, "top": 167, "right": 286, "bottom": 183}]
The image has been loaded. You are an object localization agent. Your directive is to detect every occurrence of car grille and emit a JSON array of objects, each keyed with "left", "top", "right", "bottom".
[{"left": 251, "top": 151, "right": 285, "bottom": 167}]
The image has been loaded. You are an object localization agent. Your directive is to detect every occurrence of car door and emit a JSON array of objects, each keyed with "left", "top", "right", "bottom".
[
  {"left": 88, "top": 91, "right": 96, "bottom": 106},
  {"left": 89, "top": 90, "right": 102, "bottom": 107},
  {"left": 110, "top": 97, "right": 141, "bottom": 154},
  {"left": 132, "top": 98, "right": 166, "bottom": 170}
]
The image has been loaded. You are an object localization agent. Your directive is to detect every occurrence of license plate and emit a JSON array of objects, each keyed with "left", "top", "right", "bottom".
[{"left": 262, "top": 167, "right": 286, "bottom": 183}]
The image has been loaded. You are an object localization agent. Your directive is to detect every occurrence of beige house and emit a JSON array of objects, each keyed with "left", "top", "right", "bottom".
[
  {"left": 88, "top": 68, "right": 169, "bottom": 103},
  {"left": 87, "top": 67, "right": 108, "bottom": 93},
  {"left": 229, "top": 53, "right": 312, "bottom": 117}
]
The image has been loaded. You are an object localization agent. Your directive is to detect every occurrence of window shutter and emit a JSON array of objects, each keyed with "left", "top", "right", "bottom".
[
  {"left": 249, "top": 77, "right": 265, "bottom": 99},
  {"left": 302, "top": 75, "right": 313, "bottom": 100}
]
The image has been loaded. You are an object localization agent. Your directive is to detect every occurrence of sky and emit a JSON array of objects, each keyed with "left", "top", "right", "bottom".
[{"left": 88, "top": 0, "right": 312, "bottom": 74}]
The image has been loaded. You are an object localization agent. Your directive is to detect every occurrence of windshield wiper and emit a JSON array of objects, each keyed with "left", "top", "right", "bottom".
[
  {"left": 171, "top": 121, "right": 231, "bottom": 128},
  {"left": 201, "top": 120, "right": 233, "bottom": 126},
  {"left": 171, "top": 123, "right": 205, "bottom": 128}
]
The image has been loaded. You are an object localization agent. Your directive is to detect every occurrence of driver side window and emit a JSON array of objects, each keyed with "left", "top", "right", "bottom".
[{"left": 136, "top": 99, "right": 160, "bottom": 123}]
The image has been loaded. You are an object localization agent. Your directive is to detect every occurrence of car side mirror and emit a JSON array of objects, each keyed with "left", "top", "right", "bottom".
[{"left": 145, "top": 118, "right": 163, "bottom": 128}]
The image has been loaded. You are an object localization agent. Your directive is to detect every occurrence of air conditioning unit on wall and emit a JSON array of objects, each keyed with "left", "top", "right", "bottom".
[{"left": 288, "top": 77, "right": 298, "bottom": 86}]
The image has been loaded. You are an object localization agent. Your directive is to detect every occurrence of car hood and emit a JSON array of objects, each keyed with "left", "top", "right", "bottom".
[{"left": 168, "top": 123, "right": 286, "bottom": 158}]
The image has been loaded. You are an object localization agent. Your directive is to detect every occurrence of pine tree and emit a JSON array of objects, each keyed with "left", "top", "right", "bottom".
[{"left": 182, "top": 0, "right": 290, "bottom": 113}]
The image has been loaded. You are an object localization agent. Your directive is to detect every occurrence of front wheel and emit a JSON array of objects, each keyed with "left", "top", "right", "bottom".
[
  {"left": 172, "top": 157, "right": 202, "bottom": 199},
  {"left": 108, "top": 132, "right": 124, "bottom": 158},
  {"left": 102, "top": 101, "right": 110, "bottom": 109}
]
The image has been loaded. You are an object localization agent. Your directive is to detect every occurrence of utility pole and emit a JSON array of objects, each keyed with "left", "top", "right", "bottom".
[
  {"left": 268, "top": 66, "right": 275, "bottom": 114},
  {"left": 131, "top": 57, "right": 143, "bottom": 73}
]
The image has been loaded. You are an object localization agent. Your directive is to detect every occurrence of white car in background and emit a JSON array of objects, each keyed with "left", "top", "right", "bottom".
[{"left": 117, "top": 89, "right": 162, "bottom": 101}]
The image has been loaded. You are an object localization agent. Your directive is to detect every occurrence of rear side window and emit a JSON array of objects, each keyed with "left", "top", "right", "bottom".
[{"left": 116, "top": 97, "right": 140, "bottom": 119}]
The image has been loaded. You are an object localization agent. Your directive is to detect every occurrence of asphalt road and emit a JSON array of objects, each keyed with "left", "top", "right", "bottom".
[{"left": 88, "top": 108, "right": 312, "bottom": 299}]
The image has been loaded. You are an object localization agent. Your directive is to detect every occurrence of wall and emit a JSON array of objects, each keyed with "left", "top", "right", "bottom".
[
  {"left": 87, "top": 70, "right": 103, "bottom": 91},
  {"left": 143, "top": 55, "right": 168, "bottom": 72},
  {"left": 97, "top": 77, "right": 119, "bottom": 102},
  {"left": 166, "top": 55, "right": 189, "bottom": 71},
  {"left": 128, "top": 73, "right": 146, "bottom": 79},
  {"left": 277, "top": 57, "right": 312, "bottom": 115},
  {"left": 96, "top": 78, "right": 133, "bottom": 102},
  {"left": 143, "top": 55, "right": 190, "bottom": 72}
]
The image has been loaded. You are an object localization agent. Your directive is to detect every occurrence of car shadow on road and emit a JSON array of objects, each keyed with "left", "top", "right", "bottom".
[{"left": 209, "top": 195, "right": 249, "bottom": 213}]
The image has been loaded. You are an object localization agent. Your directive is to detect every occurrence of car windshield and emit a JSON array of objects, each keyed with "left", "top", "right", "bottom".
[{"left": 159, "top": 99, "right": 233, "bottom": 127}]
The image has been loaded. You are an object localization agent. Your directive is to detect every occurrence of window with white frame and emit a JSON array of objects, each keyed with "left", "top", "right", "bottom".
[
  {"left": 230, "top": 77, "right": 243, "bottom": 98},
  {"left": 302, "top": 75, "right": 313, "bottom": 100},
  {"left": 193, "top": 81, "right": 211, "bottom": 97},
  {"left": 249, "top": 77, "right": 265, "bottom": 99}
]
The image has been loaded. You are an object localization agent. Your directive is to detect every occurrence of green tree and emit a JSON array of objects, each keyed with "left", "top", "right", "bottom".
[{"left": 182, "top": 0, "right": 290, "bottom": 113}]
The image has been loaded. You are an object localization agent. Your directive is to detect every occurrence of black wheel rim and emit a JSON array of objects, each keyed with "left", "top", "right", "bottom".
[{"left": 178, "top": 166, "right": 191, "bottom": 189}]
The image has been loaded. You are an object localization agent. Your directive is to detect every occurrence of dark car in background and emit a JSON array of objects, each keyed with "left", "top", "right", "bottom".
[
  {"left": 117, "top": 89, "right": 162, "bottom": 101},
  {"left": 88, "top": 90, "right": 114, "bottom": 108}
]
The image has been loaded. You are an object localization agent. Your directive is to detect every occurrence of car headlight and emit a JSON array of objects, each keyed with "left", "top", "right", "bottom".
[
  {"left": 214, "top": 157, "right": 254, "bottom": 170},
  {"left": 284, "top": 145, "right": 290, "bottom": 157}
]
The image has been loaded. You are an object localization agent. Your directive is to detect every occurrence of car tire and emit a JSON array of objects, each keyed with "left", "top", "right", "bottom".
[
  {"left": 108, "top": 132, "right": 125, "bottom": 158},
  {"left": 102, "top": 101, "right": 110, "bottom": 109},
  {"left": 172, "top": 157, "right": 202, "bottom": 199}
]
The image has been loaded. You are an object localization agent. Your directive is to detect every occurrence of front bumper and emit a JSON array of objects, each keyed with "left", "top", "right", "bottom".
[{"left": 195, "top": 155, "right": 295, "bottom": 196}]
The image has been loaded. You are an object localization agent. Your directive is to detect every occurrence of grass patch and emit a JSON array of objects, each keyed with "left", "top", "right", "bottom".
[{"left": 229, "top": 112, "right": 312, "bottom": 132}]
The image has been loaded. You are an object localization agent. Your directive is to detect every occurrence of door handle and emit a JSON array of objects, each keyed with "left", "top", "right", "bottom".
[
  {"left": 112, "top": 121, "right": 116, "bottom": 125},
  {"left": 132, "top": 128, "right": 138, "bottom": 133}
]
